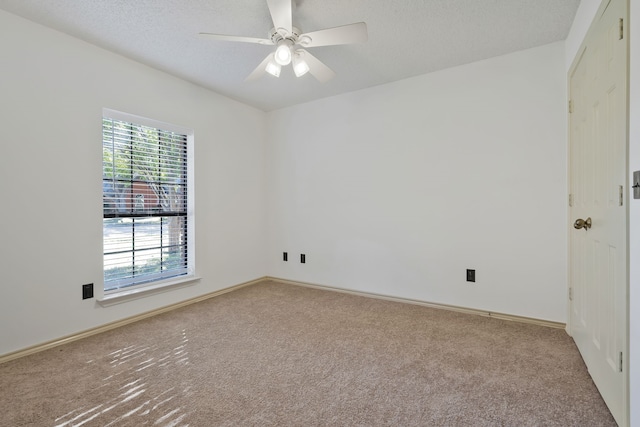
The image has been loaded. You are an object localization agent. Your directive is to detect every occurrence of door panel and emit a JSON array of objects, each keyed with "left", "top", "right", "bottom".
[{"left": 569, "top": 0, "right": 627, "bottom": 424}]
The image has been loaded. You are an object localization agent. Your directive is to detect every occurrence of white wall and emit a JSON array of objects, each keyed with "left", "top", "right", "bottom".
[
  {"left": 566, "top": 0, "right": 638, "bottom": 424},
  {"left": 565, "top": 0, "right": 602, "bottom": 69},
  {"left": 0, "top": 10, "right": 266, "bottom": 356},
  {"left": 1, "top": 2, "right": 633, "bottom": 419},
  {"left": 266, "top": 42, "right": 567, "bottom": 322}
]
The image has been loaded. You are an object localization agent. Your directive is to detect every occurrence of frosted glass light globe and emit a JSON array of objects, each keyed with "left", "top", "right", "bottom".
[{"left": 274, "top": 43, "right": 292, "bottom": 66}]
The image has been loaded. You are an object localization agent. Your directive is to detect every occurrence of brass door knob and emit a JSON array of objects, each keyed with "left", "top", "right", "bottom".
[{"left": 574, "top": 217, "right": 592, "bottom": 230}]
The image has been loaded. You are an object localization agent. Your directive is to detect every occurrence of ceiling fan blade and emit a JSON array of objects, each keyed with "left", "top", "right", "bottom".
[
  {"left": 199, "top": 33, "right": 273, "bottom": 45},
  {"left": 299, "top": 49, "right": 336, "bottom": 83},
  {"left": 299, "top": 22, "right": 367, "bottom": 48},
  {"left": 245, "top": 53, "right": 275, "bottom": 81},
  {"left": 266, "top": 0, "right": 292, "bottom": 35}
]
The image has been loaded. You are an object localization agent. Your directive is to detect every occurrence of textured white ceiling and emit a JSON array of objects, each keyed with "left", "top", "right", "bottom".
[{"left": 0, "top": 0, "right": 580, "bottom": 111}]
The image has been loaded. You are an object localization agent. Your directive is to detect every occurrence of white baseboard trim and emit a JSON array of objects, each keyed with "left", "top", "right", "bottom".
[
  {"left": 266, "top": 276, "right": 566, "bottom": 330},
  {"left": 0, "top": 277, "right": 264, "bottom": 365},
  {"left": 2, "top": 276, "right": 565, "bottom": 364}
]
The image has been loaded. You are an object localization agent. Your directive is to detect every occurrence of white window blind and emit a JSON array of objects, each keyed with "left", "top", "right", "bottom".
[{"left": 102, "top": 116, "right": 189, "bottom": 291}]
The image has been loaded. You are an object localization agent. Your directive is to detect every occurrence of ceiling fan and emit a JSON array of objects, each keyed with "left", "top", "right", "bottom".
[{"left": 199, "top": 0, "right": 368, "bottom": 82}]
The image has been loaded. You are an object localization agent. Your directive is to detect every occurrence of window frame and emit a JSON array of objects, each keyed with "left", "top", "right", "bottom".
[{"left": 101, "top": 109, "right": 196, "bottom": 299}]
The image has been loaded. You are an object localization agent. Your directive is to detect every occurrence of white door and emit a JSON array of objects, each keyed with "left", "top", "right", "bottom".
[{"left": 569, "top": 0, "right": 627, "bottom": 424}]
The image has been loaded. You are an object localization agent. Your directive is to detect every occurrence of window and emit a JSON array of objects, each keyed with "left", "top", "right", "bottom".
[{"left": 102, "top": 111, "right": 192, "bottom": 292}]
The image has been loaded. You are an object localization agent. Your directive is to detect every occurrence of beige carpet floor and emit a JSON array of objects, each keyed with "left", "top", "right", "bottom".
[{"left": 0, "top": 280, "right": 616, "bottom": 426}]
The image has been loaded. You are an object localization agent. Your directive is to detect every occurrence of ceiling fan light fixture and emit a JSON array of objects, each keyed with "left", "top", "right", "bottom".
[
  {"left": 274, "top": 40, "right": 293, "bottom": 66},
  {"left": 265, "top": 59, "right": 281, "bottom": 77},
  {"left": 293, "top": 60, "right": 309, "bottom": 77},
  {"left": 293, "top": 51, "right": 310, "bottom": 77},
  {"left": 200, "top": 0, "right": 367, "bottom": 83}
]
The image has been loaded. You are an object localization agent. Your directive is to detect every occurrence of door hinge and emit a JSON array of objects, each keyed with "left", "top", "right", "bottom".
[
  {"left": 569, "top": 287, "right": 573, "bottom": 301},
  {"left": 619, "top": 18, "right": 624, "bottom": 40},
  {"left": 619, "top": 351, "right": 623, "bottom": 372},
  {"left": 569, "top": 194, "right": 573, "bottom": 207},
  {"left": 619, "top": 185, "right": 624, "bottom": 206},
  {"left": 568, "top": 99, "right": 573, "bottom": 114}
]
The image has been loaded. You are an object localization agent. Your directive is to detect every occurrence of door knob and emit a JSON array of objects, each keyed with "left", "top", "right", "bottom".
[{"left": 573, "top": 217, "right": 592, "bottom": 230}]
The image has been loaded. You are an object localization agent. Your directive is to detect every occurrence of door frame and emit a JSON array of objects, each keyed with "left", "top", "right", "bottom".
[{"left": 566, "top": 0, "right": 629, "bottom": 425}]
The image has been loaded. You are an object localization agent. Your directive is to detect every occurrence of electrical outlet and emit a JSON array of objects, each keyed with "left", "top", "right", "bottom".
[
  {"left": 466, "top": 269, "right": 475, "bottom": 283},
  {"left": 82, "top": 283, "right": 94, "bottom": 300},
  {"left": 283, "top": 252, "right": 288, "bottom": 261},
  {"left": 301, "top": 254, "right": 306, "bottom": 264}
]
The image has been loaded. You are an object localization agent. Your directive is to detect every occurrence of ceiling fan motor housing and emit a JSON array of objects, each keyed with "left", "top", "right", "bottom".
[{"left": 269, "top": 26, "right": 302, "bottom": 45}]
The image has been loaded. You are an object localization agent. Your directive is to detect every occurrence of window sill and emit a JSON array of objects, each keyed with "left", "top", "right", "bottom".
[{"left": 97, "top": 275, "right": 200, "bottom": 307}]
